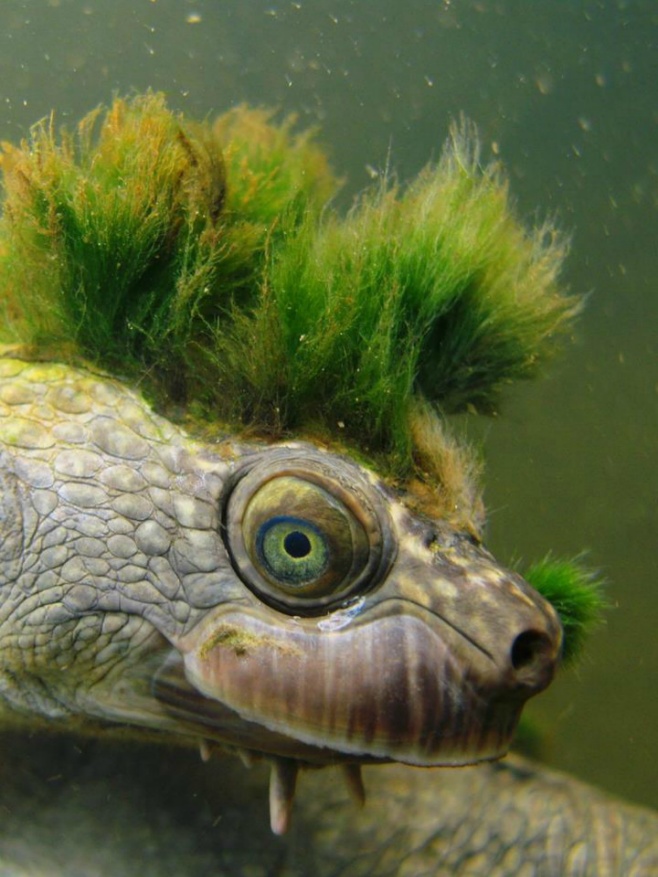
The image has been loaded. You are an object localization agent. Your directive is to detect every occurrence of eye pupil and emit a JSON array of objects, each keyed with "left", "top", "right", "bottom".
[{"left": 284, "top": 531, "right": 312, "bottom": 559}]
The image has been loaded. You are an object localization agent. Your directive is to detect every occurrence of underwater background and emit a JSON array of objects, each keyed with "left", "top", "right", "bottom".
[{"left": 0, "top": 0, "right": 655, "bottom": 814}]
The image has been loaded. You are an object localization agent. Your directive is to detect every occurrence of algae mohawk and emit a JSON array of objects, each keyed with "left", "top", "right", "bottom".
[
  {"left": 0, "top": 94, "right": 576, "bottom": 470},
  {"left": 0, "top": 92, "right": 602, "bottom": 651}
]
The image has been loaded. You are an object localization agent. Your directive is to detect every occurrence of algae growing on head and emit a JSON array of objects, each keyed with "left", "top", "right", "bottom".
[
  {"left": 524, "top": 557, "right": 606, "bottom": 664},
  {"left": 0, "top": 91, "right": 602, "bottom": 656},
  {"left": 0, "top": 94, "right": 576, "bottom": 459}
]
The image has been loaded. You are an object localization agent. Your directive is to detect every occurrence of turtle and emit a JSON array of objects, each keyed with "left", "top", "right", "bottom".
[{"left": 0, "top": 93, "right": 655, "bottom": 875}]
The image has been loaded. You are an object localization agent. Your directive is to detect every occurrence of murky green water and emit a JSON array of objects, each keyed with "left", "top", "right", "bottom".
[{"left": 0, "top": 0, "right": 655, "bottom": 816}]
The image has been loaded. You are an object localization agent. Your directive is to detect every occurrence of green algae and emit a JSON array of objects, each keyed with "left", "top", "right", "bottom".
[
  {"left": 0, "top": 92, "right": 603, "bottom": 657},
  {"left": 0, "top": 93, "right": 335, "bottom": 403},
  {"left": 525, "top": 556, "right": 605, "bottom": 664},
  {"left": 0, "top": 93, "right": 578, "bottom": 474}
]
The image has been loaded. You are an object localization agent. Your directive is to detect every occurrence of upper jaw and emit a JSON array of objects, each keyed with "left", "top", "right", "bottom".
[{"left": 147, "top": 522, "right": 562, "bottom": 767}]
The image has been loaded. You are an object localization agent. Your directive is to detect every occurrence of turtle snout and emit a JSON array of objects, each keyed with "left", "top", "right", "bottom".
[{"left": 509, "top": 626, "right": 560, "bottom": 693}]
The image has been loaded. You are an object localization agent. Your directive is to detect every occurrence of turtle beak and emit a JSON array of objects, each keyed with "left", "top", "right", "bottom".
[{"left": 153, "top": 505, "right": 562, "bottom": 768}]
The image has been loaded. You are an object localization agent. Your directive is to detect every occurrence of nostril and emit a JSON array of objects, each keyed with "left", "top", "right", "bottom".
[{"left": 510, "top": 630, "right": 554, "bottom": 687}]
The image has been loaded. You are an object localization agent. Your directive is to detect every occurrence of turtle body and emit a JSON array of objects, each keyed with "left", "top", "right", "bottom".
[
  {"left": 0, "top": 356, "right": 655, "bottom": 875},
  {"left": 0, "top": 95, "right": 651, "bottom": 874},
  {"left": 0, "top": 356, "right": 560, "bottom": 833}
]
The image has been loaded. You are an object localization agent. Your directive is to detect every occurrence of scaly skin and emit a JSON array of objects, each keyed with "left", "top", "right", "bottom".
[{"left": 0, "top": 356, "right": 656, "bottom": 873}]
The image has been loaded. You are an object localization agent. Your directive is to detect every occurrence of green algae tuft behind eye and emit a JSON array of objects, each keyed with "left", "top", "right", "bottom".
[
  {"left": 0, "top": 94, "right": 580, "bottom": 487},
  {"left": 523, "top": 556, "right": 606, "bottom": 664}
]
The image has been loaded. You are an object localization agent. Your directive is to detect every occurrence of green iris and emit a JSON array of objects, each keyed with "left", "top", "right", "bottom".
[{"left": 257, "top": 516, "right": 329, "bottom": 586}]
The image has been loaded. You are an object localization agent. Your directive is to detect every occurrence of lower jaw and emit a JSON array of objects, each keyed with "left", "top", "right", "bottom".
[{"left": 152, "top": 649, "right": 521, "bottom": 768}]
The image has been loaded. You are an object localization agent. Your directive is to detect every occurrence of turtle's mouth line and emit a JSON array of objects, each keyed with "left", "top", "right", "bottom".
[
  {"left": 144, "top": 588, "right": 553, "bottom": 836},
  {"left": 365, "top": 595, "right": 497, "bottom": 664},
  {"left": 95, "top": 613, "right": 526, "bottom": 838},
  {"left": 158, "top": 601, "right": 528, "bottom": 768}
]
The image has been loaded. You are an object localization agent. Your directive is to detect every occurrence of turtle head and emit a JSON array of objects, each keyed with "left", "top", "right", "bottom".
[
  {"left": 0, "top": 95, "right": 602, "bottom": 834},
  {"left": 0, "top": 365, "right": 563, "bottom": 837},
  {"left": 155, "top": 443, "right": 561, "bottom": 769}
]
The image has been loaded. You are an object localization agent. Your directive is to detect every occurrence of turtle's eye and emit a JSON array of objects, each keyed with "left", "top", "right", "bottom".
[
  {"left": 243, "top": 477, "right": 368, "bottom": 599},
  {"left": 225, "top": 461, "right": 389, "bottom": 613},
  {"left": 256, "top": 515, "right": 329, "bottom": 587}
]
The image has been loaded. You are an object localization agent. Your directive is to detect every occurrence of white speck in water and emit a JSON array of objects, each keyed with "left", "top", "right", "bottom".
[{"left": 535, "top": 72, "right": 554, "bottom": 95}]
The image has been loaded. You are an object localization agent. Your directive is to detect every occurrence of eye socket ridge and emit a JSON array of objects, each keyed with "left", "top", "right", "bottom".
[{"left": 224, "top": 454, "right": 394, "bottom": 613}]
